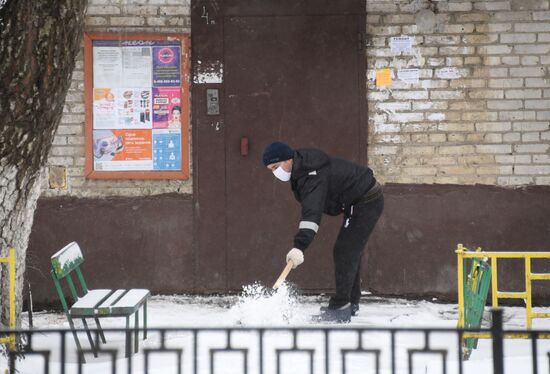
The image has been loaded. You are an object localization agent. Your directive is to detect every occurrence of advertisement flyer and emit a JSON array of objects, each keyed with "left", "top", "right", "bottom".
[
  {"left": 152, "top": 87, "right": 182, "bottom": 129},
  {"left": 153, "top": 46, "right": 181, "bottom": 86},
  {"left": 93, "top": 129, "right": 153, "bottom": 171},
  {"left": 93, "top": 88, "right": 152, "bottom": 129},
  {"left": 153, "top": 130, "right": 181, "bottom": 171},
  {"left": 91, "top": 39, "right": 185, "bottom": 173}
]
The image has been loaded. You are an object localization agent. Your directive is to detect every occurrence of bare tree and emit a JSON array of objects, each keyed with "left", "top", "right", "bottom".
[{"left": 0, "top": 0, "right": 88, "bottom": 326}]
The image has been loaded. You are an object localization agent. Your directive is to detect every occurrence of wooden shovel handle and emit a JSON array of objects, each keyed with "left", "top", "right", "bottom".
[{"left": 272, "top": 261, "right": 294, "bottom": 290}]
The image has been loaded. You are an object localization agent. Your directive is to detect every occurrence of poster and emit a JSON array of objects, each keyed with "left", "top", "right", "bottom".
[
  {"left": 93, "top": 88, "right": 152, "bottom": 129},
  {"left": 397, "top": 68, "right": 420, "bottom": 84},
  {"left": 91, "top": 39, "right": 184, "bottom": 173},
  {"left": 390, "top": 36, "right": 413, "bottom": 54},
  {"left": 152, "top": 87, "right": 182, "bottom": 129},
  {"left": 437, "top": 67, "right": 461, "bottom": 80},
  {"left": 153, "top": 46, "right": 181, "bottom": 86},
  {"left": 93, "top": 130, "right": 153, "bottom": 171},
  {"left": 153, "top": 130, "right": 181, "bottom": 171}
]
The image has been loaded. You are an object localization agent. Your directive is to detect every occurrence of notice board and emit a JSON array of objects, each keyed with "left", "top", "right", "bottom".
[{"left": 84, "top": 33, "right": 190, "bottom": 180}]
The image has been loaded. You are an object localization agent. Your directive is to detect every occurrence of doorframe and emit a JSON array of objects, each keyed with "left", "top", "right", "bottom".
[{"left": 191, "top": 0, "right": 367, "bottom": 292}]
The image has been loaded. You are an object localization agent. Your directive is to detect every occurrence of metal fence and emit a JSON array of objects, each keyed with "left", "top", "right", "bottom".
[{"left": 2, "top": 309, "right": 549, "bottom": 374}]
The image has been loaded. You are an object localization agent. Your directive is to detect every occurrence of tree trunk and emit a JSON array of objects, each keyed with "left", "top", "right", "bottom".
[{"left": 0, "top": 0, "right": 88, "bottom": 327}]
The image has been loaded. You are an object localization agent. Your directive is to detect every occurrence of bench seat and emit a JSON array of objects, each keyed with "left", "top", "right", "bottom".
[{"left": 71, "top": 289, "right": 112, "bottom": 317}]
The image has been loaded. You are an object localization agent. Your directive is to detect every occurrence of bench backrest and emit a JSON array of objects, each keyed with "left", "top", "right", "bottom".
[
  {"left": 51, "top": 242, "right": 84, "bottom": 279},
  {"left": 51, "top": 242, "right": 89, "bottom": 311}
]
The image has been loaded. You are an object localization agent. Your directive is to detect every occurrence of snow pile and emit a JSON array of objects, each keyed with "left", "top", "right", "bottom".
[{"left": 228, "top": 282, "right": 305, "bottom": 325}]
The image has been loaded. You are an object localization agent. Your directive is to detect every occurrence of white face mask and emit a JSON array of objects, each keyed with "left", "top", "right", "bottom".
[{"left": 273, "top": 165, "right": 291, "bottom": 182}]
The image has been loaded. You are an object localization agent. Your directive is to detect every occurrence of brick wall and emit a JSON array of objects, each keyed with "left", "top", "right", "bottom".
[
  {"left": 45, "top": 0, "right": 550, "bottom": 197},
  {"left": 366, "top": 0, "right": 550, "bottom": 186},
  {"left": 43, "top": 0, "right": 191, "bottom": 198}
]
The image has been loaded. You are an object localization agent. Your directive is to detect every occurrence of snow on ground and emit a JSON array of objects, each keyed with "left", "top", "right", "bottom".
[{"left": 2, "top": 283, "right": 550, "bottom": 373}]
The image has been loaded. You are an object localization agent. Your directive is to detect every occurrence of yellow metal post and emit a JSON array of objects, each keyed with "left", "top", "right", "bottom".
[
  {"left": 525, "top": 257, "right": 533, "bottom": 329},
  {"left": 8, "top": 248, "right": 16, "bottom": 350},
  {"left": 491, "top": 256, "right": 499, "bottom": 307},
  {"left": 457, "top": 244, "right": 465, "bottom": 328}
]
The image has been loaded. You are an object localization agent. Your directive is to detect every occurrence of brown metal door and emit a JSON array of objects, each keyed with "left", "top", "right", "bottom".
[{"left": 224, "top": 14, "right": 365, "bottom": 290}]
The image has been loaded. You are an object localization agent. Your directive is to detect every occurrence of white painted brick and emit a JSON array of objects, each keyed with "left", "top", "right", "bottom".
[
  {"left": 110, "top": 17, "right": 146, "bottom": 26},
  {"left": 514, "top": 144, "right": 550, "bottom": 152},
  {"left": 448, "top": 133, "right": 466, "bottom": 142},
  {"left": 426, "top": 113, "right": 446, "bottom": 122},
  {"left": 449, "top": 79, "right": 486, "bottom": 89},
  {"left": 367, "top": 2, "right": 399, "bottom": 12},
  {"left": 367, "top": 25, "right": 401, "bottom": 35},
  {"left": 60, "top": 115, "right": 85, "bottom": 124},
  {"left": 450, "top": 101, "right": 485, "bottom": 110},
  {"left": 372, "top": 146, "right": 399, "bottom": 155},
  {"left": 534, "top": 155, "right": 550, "bottom": 163},
  {"left": 513, "top": 122, "right": 550, "bottom": 131},
  {"left": 505, "top": 89, "right": 542, "bottom": 98},
  {"left": 413, "top": 101, "right": 449, "bottom": 110},
  {"left": 425, "top": 36, "right": 461, "bottom": 45},
  {"left": 51, "top": 147, "right": 84, "bottom": 157},
  {"left": 536, "top": 111, "right": 550, "bottom": 120},
  {"left": 476, "top": 145, "right": 513, "bottom": 154},
  {"left": 465, "top": 57, "right": 482, "bottom": 65},
  {"left": 500, "top": 111, "right": 537, "bottom": 120},
  {"left": 474, "top": 1, "right": 511, "bottom": 11},
  {"left": 473, "top": 67, "right": 509, "bottom": 78},
  {"left": 535, "top": 177, "right": 550, "bottom": 184},
  {"left": 514, "top": 44, "right": 550, "bottom": 54},
  {"left": 493, "top": 11, "right": 532, "bottom": 21},
  {"left": 402, "top": 167, "right": 437, "bottom": 176},
  {"left": 429, "top": 134, "right": 447, "bottom": 143},
  {"left": 501, "top": 56, "right": 521, "bottom": 65},
  {"left": 501, "top": 33, "right": 537, "bottom": 43},
  {"left": 439, "top": 145, "right": 476, "bottom": 155},
  {"left": 431, "top": 90, "right": 465, "bottom": 100},
  {"left": 498, "top": 176, "right": 534, "bottom": 185},
  {"left": 487, "top": 100, "right": 523, "bottom": 110},
  {"left": 463, "top": 112, "right": 499, "bottom": 121},
  {"left": 477, "top": 45, "right": 514, "bottom": 55},
  {"left": 476, "top": 23, "right": 513, "bottom": 33},
  {"left": 469, "top": 90, "right": 504, "bottom": 99},
  {"left": 87, "top": 5, "right": 121, "bottom": 15},
  {"left": 376, "top": 102, "right": 412, "bottom": 112},
  {"left": 440, "top": 46, "right": 476, "bottom": 55},
  {"left": 488, "top": 79, "right": 524, "bottom": 88},
  {"left": 456, "top": 13, "right": 491, "bottom": 22},
  {"left": 442, "top": 2, "right": 473, "bottom": 11},
  {"left": 483, "top": 56, "right": 501, "bottom": 66},
  {"left": 388, "top": 112, "right": 424, "bottom": 123},
  {"left": 47, "top": 157, "right": 74, "bottom": 167},
  {"left": 539, "top": 33, "right": 550, "bottom": 42},
  {"left": 374, "top": 123, "right": 401, "bottom": 133},
  {"left": 522, "top": 132, "right": 541, "bottom": 142},
  {"left": 402, "top": 147, "right": 435, "bottom": 155},
  {"left": 147, "top": 17, "right": 167, "bottom": 26},
  {"left": 368, "top": 91, "right": 390, "bottom": 101},
  {"left": 521, "top": 56, "right": 540, "bottom": 65},
  {"left": 495, "top": 155, "right": 532, "bottom": 163},
  {"left": 383, "top": 14, "right": 415, "bottom": 24},
  {"left": 159, "top": 6, "right": 190, "bottom": 15},
  {"left": 483, "top": 133, "right": 504, "bottom": 143},
  {"left": 515, "top": 23, "right": 550, "bottom": 32},
  {"left": 534, "top": 11, "right": 550, "bottom": 19},
  {"left": 463, "top": 34, "right": 499, "bottom": 44},
  {"left": 525, "top": 99, "right": 550, "bottom": 109},
  {"left": 515, "top": 165, "right": 550, "bottom": 174},
  {"left": 542, "top": 132, "right": 550, "bottom": 140},
  {"left": 439, "top": 122, "right": 476, "bottom": 132},
  {"left": 392, "top": 91, "right": 429, "bottom": 100},
  {"left": 511, "top": 0, "right": 549, "bottom": 10},
  {"left": 509, "top": 67, "right": 546, "bottom": 77},
  {"left": 442, "top": 24, "right": 476, "bottom": 34},
  {"left": 503, "top": 132, "right": 522, "bottom": 142},
  {"left": 427, "top": 57, "right": 445, "bottom": 67}
]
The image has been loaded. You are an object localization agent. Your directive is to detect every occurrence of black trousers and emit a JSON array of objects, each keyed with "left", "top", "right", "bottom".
[{"left": 330, "top": 194, "right": 384, "bottom": 307}]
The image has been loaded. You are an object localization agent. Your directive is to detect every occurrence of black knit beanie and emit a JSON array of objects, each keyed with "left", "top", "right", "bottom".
[{"left": 262, "top": 142, "right": 294, "bottom": 166}]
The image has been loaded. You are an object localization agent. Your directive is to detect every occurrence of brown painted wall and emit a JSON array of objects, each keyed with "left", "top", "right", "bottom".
[
  {"left": 26, "top": 194, "right": 194, "bottom": 306},
  {"left": 367, "top": 184, "right": 550, "bottom": 302},
  {"left": 26, "top": 185, "right": 550, "bottom": 307}
]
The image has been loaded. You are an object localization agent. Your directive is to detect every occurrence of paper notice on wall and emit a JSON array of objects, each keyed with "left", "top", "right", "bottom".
[
  {"left": 93, "top": 88, "right": 152, "bottom": 129},
  {"left": 122, "top": 47, "right": 153, "bottom": 87},
  {"left": 376, "top": 68, "right": 392, "bottom": 87},
  {"left": 390, "top": 36, "right": 413, "bottom": 54},
  {"left": 93, "top": 47, "right": 122, "bottom": 88},
  {"left": 397, "top": 68, "right": 420, "bottom": 84},
  {"left": 437, "top": 67, "right": 461, "bottom": 79}
]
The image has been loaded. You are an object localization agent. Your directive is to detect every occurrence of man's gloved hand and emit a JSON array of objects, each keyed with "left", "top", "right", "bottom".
[{"left": 286, "top": 248, "right": 304, "bottom": 269}]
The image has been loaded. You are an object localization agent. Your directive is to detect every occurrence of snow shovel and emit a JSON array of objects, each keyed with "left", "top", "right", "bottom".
[{"left": 272, "top": 261, "right": 294, "bottom": 290}]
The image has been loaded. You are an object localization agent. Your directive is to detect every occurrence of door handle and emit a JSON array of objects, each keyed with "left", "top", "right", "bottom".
[{"left": 240, "top": 137, "right": 249, "bottom": 157}]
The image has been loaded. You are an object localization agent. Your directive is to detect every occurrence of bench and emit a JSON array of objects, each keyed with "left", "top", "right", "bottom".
[{"left": 51, "top": 242, "right": 150, "bottom": 361}]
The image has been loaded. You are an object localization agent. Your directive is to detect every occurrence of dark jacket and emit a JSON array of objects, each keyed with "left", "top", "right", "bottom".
[{"left": 290, "top": 148, "right": 376, "bottom": 251}]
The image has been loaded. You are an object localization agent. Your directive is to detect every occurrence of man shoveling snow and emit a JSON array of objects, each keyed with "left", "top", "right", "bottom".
[{"left": 262, "top": 142, "right": 384, "bottom": 323}]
